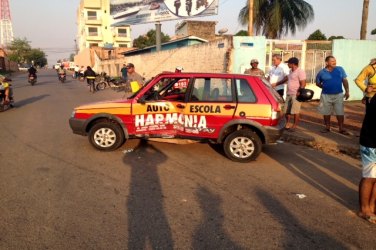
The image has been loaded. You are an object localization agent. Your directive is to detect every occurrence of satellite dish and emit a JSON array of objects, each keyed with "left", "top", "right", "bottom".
[{"left": 218, "top": 28, "right": 228, "bottom": 35}]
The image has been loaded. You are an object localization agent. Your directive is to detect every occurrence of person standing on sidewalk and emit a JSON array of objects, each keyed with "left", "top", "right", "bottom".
[
  {"left": 244, "top": 59, "right": 265, "bottom": 77},
  {"left": 355, "top": 59, "right": 376, "bottom": 223},
  {"left": 268, "top": 54, "right": 289, "bottom": 97},
  {"left": 283, "top": 57, "right": 306, "bottom": 131},
  {"left": 316, "top": 56, "right": 350, "bottom": 134},
  {"left": 121, "top": 64, "right": 128, "bottom": 81}
]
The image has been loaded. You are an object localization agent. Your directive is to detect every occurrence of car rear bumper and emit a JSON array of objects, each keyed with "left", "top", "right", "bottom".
[
  {"left": 69, "top": 118, "right": 87, "bottom": 136},
  {"left": 264, "top": 118, "right": 286, "bottom": 144}
]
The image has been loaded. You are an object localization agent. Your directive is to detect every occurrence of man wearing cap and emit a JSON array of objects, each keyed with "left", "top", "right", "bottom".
[
  {"left": 282, "top": 57, "right": 306, "bottom": 131},
  {"left": 244, "top": 59, "right": 265, "bottom": 77},
  {"left": 316, "top": 55, "right": 350, "bottom": 134},
  {"left": 127, "top": 63, "right": 144, "bottom": 87},
  {"left": 355, "top": 58, "right": 376, "bottom": 223},
  {"left": 268, "top": 54, "right": 290, "bottom": 97}
]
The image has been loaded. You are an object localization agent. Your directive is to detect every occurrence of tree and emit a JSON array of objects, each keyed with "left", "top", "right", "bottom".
[
  {"left": 235, "top": 30, "right": 249, "bottom": 36},
  {"left": 7, "top": 38, "right": 32, "bottom": 64},
  {"left": 26, "top": 49, "right": 48, "bottom": 67},
  {"left": 371, "top": 28, "right": 376, "bottom": 35},
  {"left": 307, "top": 29, "right": 327, "bottom": 40},
  {"left": 360, "top": 0, "right": 370, "bottom": 39},
  {"left": 133, "top": 29, "right": 170, "bottom": 49},
  {"left": 238, "top": 0, "right": 314, "bottom": 39}
]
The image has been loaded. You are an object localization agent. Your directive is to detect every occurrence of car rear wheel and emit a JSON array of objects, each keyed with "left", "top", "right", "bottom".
[
  {"left": 223, "top": 130, "right": 262, "bottom": 162},
  {"left": 89, "top": 121, "right": 125, "bottom": 151}
]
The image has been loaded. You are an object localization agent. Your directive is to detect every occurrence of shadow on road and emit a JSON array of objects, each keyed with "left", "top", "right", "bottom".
[
  {"left": 15, "top": 94, "right": 50, "bottom": 107},
  {"left": 123, "top": 140, "right": 174, "bottom": 249},
  {"left": 193, "top": 186, "right": 242, "bottom": 249},
  {"left": 264, "top": 146, "right": 359, "bottom": 210},
  {"left": 255, "top": 188, "right": 345, "bottom": 248}
]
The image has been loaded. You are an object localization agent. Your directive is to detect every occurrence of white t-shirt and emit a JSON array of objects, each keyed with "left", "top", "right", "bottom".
[{"left": 268, "top": 63, "right": 290, "bottom": 91}]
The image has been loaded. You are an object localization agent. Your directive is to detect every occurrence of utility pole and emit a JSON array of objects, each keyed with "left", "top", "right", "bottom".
[
  {"left": 156, "top": 21, "right": 162, "bottom": 52},
  {"left": 248, "top": 0, "right": 254, "bottom": 36}
]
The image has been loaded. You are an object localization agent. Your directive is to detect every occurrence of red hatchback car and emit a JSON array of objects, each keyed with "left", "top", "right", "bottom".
[{"left": 69, "top": 72, "right": 285, "bottom": 162}]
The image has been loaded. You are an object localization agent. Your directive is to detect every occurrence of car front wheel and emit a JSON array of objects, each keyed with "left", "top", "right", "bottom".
[
  {"left": 223, "top": 130, "right": 262, "bottom": 162},
  {"left": 89, "top": 121, "right": 125, "bottom": 151}
]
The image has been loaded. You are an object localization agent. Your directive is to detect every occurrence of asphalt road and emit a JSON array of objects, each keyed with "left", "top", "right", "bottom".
[{"left": 1, "top": 70, "right": 375, "bottom": 249}]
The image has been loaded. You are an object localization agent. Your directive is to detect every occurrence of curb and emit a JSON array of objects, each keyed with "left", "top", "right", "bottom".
[{"left": 282, "top": 132, "right": 360, "bottom": 159}]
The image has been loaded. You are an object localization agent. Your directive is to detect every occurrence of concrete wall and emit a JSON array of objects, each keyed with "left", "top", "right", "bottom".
[
  {"left": 74, "top": 48, "right": 93, "bottom": 68},
  {"left": 333, "top": 39, "right": 376, "bottom": 101},
  {"left": 232, "top": 36, "right": 267, "bottom": 74},
  {"left": 99, "top": 37, "right": 232, "bottom": 78}
]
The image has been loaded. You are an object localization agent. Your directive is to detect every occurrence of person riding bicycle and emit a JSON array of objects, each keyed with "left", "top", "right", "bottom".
[
  {"left": 28, "top": 65, "right": 37, "bottom": 79},
  {"left": 0, "top": 76, "right": 14, "bottom": 107}
]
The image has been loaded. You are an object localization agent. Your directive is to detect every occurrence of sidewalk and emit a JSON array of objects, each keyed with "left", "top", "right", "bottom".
[{"left": 282, "top": 101, "right": 365, "bottom": 158}]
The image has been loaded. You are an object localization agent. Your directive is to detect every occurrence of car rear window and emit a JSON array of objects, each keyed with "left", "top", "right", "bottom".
[{"left": 260, "top": 78, "right": 284, "bottom": 103}]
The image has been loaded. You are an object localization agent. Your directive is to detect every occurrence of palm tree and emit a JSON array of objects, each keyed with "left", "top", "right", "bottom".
[
  {"left": 360, "top": 0, "right": 370, "bottom": 39},
  {"left": 238, "top": 0, "right": 314, "bottom": 39}
]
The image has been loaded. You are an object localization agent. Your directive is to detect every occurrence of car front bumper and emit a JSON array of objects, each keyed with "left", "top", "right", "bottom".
[{"left": 69, "top": 118, "right": 87, "bottom": 136}]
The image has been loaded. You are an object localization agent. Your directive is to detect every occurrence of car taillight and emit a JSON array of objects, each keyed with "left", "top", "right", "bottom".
[{"left": 271, "top": 104, "right": 282, "bottom": 125}]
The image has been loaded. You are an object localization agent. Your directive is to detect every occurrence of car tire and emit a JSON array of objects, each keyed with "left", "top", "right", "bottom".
[
  {"left": 223, "top": 129, "right": 262, "bottom": 162},
  {"left": 88, "top": 121, "right": 125, "bottom": 151},
  {"left": 96, "top": 82, "right": 106, "bottom": 90}
]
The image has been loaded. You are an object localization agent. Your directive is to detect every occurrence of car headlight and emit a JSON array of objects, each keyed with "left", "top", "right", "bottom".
[{"left": 71, "top": 111, "right": 76, "bottom": 118}]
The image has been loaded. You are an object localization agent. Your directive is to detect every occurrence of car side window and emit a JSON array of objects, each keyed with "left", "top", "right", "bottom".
[
  {"left": 236, "top": 79, "right": 256, "bottom": 103},
  {"left": 189, "top": 78, "right": 233, "bottom": 102},
  {"left": 144, "top": 77, "right": 190, "bottom": 101}
]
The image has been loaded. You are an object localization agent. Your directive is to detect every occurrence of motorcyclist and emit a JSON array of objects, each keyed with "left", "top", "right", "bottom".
[
  {"left": 28, "top": 65, "right": 37, "bottom": 79},
  {"left": 84, "top": 66, "right": 97, "bottom": 90},
  {"left": 58, "top": 65, "right": 66, "bottom": 76},
  {"left": 0, "top": 76, "right": 14, "bottom": 107}
]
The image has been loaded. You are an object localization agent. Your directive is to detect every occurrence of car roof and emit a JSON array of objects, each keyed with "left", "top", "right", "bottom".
[{"left": 155, "top": 72, "right": 257, "bottom": 78}]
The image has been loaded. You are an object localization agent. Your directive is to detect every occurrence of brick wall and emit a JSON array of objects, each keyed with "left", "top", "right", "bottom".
[{"left": 99, "top": 37, "right": 232, "bottom": 79}]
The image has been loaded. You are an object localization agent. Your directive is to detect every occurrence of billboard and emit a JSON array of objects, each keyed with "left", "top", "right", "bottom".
[{"left": 110, "top": 0, "right": 219, "bottom": 26}]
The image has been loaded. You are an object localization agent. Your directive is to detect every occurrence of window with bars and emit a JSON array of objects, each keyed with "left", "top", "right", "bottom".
[
  {"left": 88, "top": 27, "right": 98, "bottom": 36},
  {"left": 118, "top": 28, "right": 128, "bottom": 37}
]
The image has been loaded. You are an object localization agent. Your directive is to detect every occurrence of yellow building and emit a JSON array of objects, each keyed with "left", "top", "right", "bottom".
[{"left": 77, "top": 0, "right": 132, "bottom": 51}]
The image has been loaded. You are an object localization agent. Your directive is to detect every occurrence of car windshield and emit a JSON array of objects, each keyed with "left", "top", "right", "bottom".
[
  {"left": 260, "top": 78, "right": 284, "bottom": 103},
  {"left": 127, "top": 78, "right": 153, "bottom": 99}
]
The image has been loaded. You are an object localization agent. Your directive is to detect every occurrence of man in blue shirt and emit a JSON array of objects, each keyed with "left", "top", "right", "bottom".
[{"left": 316, "top": 56, "right": 350, "bottom": 134}]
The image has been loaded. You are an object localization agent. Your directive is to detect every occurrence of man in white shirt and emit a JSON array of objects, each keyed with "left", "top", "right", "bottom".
[{"left": 267, "top": 54, "right": 290, "bottom": 97}]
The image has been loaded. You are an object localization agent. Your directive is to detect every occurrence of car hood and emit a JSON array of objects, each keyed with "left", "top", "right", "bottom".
[{"left": 75, "top": 99, "right": 132, "bottom": 113}]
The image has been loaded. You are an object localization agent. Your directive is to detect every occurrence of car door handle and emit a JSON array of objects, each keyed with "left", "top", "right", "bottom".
[
  {"left": 176, "top": 104, "right": 185, "bottom": 109},
  {"left": 224, "top": 105, "right": 236, "bottom": 110}
]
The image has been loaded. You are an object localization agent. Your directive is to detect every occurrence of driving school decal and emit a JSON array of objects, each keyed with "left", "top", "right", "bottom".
[{"left": 135, "top": 105, "right": 219, "bottom": 134}]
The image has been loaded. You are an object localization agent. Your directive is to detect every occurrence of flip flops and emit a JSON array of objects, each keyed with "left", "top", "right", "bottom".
[{"left": 360, "top": 215, "right": 376, "bottom": 224}]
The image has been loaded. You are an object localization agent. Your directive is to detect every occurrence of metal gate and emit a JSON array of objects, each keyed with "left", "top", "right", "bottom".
[{"left": 266, "top": 40, "right": 332, "bottom": 84}]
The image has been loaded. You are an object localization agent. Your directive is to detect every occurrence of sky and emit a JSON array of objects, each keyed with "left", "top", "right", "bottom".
[{"left": 10, "top": 0, "right": 376, "bottom": 65}]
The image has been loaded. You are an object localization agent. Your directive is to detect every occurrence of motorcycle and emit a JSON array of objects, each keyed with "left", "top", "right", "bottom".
[
  {"left": 59, "top": 73, "right": 66, "bottom": 83},
  {"left": 0, "top": 86, "right": 14, "bottom": 112},
  {"left": 28, "top": 74, "right": 37, "bottom": 86},
  {"left": 94, "top": 72, "right": 127, "bottom": 91}
]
